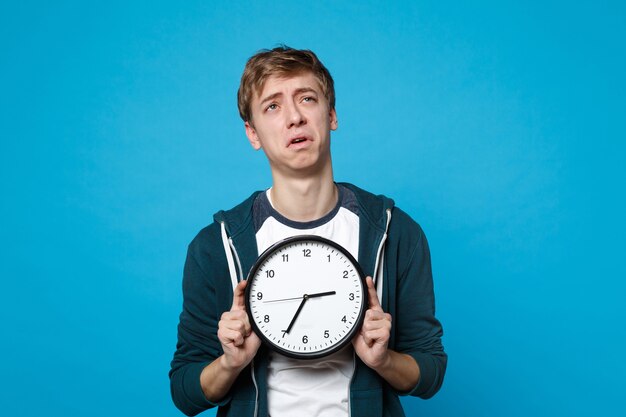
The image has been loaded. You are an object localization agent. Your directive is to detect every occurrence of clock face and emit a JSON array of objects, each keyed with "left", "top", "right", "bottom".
[{"left": 245, "top": 235, "right": 366, "bottom": 359}]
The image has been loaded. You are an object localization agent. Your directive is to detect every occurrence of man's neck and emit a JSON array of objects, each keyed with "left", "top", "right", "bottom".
[{"left": 269, "top": 172, "right": 338, "bottom": 223}]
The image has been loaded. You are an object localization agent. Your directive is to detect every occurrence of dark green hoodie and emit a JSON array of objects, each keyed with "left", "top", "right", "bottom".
[{"left": 170, "top": 183, "right": 447, "bottom": 416}]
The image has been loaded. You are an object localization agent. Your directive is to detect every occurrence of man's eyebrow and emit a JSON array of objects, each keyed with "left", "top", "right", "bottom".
[
  {"left": 259, "top": 92, "right": 283, "bottom": 106},
  {"left": 293, "top": 87, "right": 318, "bottom": 95},
  {"left": 259, "top": 87, "right": 319, "bottom": 106}
]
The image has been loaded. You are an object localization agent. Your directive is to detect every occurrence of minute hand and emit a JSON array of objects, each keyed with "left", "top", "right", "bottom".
[
  {"left": 282, "top": 291, "right": 337, "bottom": 335},
  {"left": 283, "top": 296, "right": 308, "bottom": 335}
]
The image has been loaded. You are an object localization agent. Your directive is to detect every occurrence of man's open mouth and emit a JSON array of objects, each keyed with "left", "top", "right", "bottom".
[{"left": 290, "top": 137, "right": 307, "bottom": 145}]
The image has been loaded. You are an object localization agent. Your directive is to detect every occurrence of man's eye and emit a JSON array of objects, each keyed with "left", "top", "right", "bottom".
[
  {"left": 266, "top": 103, "right": 278, "bottom": 111},
  {"left": 302, "top": 96, "right": 316, "bottom": 102}
]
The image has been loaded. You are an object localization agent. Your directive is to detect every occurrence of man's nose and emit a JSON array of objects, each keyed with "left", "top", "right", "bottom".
[{"left": 286, "top": 102, "right": 306, "bottom": 128}]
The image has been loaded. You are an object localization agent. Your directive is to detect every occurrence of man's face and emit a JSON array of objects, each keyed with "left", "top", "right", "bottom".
[{"left": 245, "top": 72, "right": 338, "bottom": 177}]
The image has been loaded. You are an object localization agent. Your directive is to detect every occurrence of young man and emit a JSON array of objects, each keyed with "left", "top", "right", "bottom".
[{"left": 170, "top": 46, "right": 447, "bottom": 417}]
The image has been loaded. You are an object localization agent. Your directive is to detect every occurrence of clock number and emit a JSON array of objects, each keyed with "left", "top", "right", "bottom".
[
  {"left": 265, "top": 269, "right": 275, "bottom": 278},
  {"left": 257, "top": 292, "right": 263, "bottom": 300},
  {"left": 343, "top": 270, "right": 349, "bottom": 279},
  {"left": 324, "top": 330, "right": 330, "bottom": 338},
  {"left": 302, "top": 249, "right": 311, "bottom": 257},
  {"left": 302, "top": 335, "right": 308, "bottom": 344},
  {"left": 264, "top": 315, "right": 270, "bottom": 323},
  {"left": 349, "top": 293, "right": 355, "bottom": 301},
  {"left": 282, "top": 254, "right": 289, "bottom": 262},
  {"left": 341, "top": 315, "right": 347, "bottom": 323},
  {"left": 327, "top": 254, "right": 331, "bottom": 262}
]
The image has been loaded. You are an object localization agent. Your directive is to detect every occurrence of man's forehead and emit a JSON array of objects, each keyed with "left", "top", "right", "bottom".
[{"left": 255, "top": 72, "right": 323, "bottom": 101}]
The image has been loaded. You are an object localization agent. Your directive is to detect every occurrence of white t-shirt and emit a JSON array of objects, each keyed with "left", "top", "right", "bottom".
[{"left": 253, "top": 185, "right": 360, "bottom": 417}]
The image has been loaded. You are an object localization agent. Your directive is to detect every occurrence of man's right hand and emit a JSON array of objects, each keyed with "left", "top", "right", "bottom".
[
  {"left": 217, "top": 279, "right": 261, "bottom": 371},
  {"left": 200, "top": 280, "right": 261, "bottom": 402}
]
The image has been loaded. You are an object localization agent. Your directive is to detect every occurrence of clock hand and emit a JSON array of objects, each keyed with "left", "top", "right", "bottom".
[
  {"left": 306, "top": 290, "right": 336, "bottom": 298},
  {"left": 263, "top": 295, "right": 306, "bottom": 303},
  {"left": 280, "top": 291, "right": 337, "bottom": 336},
  {"left": 282, "top": 295, "right": 308, "bottom": 336}
]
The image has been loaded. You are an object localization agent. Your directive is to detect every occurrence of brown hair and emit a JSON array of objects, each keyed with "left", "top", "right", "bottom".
[{"left": 237, "top": 45, "right": 335, "bottom": 122}]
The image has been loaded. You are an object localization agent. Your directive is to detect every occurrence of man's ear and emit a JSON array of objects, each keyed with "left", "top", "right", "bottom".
[
  {"left": 329, "top": 108, "right": 338, "bottom": 131},
  {"left": 245, "top": 121, "right": 262, "bottom": 150}
]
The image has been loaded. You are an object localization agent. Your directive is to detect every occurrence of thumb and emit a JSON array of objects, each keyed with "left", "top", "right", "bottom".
[
  {"left": 365, "top": 276, "right": 383, "bottom": 312},
  {"left": 231, "top": 279, "right": 248, "bottom": 311}
]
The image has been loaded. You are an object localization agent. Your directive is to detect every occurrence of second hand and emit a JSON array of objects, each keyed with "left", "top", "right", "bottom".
[{"left": 264, "top": 291, "right": 336, "bottom": 303}]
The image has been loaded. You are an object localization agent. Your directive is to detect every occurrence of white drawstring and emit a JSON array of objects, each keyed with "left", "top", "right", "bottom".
[
  {"left": 229, "top": 237, "right": 243, "bottom": 282},
  {"left": 373, "top": 208, "right": 392, "bottom": 300},
  {"left": 220, "top": 221, "right": 239, "bottom": 291}
]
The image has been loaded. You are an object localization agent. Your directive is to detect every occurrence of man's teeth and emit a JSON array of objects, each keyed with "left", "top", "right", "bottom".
[{"left": 292, "top": 138, "right": 305, "bottom": 143}]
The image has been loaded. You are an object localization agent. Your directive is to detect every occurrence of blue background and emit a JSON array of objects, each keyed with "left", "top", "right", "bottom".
[{"left": 1, "top": 1, "right": 625, "bottom": 416}]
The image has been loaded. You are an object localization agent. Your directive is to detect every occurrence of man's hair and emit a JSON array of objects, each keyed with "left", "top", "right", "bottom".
[{"left": 237, "top": 45, "right": 335, "bottom": 123}]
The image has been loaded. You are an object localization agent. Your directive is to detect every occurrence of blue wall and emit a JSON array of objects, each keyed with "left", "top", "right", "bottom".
[{"left": 1, "top": 1, "right": 624, "bottom": 415}]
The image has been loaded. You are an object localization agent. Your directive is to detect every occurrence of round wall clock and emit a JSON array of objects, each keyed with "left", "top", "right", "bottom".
[{"left": 245, "top": 235, "right": 367, "bottom": 359}]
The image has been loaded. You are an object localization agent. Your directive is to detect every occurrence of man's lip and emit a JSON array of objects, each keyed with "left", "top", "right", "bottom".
[{"left": 287, "top": 135, "right": 311, "bottom": 147}]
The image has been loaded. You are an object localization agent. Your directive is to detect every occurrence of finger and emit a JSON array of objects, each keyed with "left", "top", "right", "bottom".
[
  {"left": 221, "top": 317, "right": 251, "bottom": 336},
  {"left": 361, "top": 330, "right": 375, "bottom": 347},
  {"left": 363, "top": 329, "right": 390, "bottom": 345},
  {"left": 362, "top": 322, "right": 391, "bottom": 335},
  {"left": 231, "top": 280, "right": 248, "bottom": 311},
  {"left": 365, "top": 309, "right": 389, "bottom": 321},
  {"left": 218, "top": 327, "right": 245, "bottom": 347},
  {"left": 222, "top": 309, "right": 249, "bottom": 323},
  {"left": 362, "top": 315, "right": 392, "bottom": 332},
  {"left": 365, "top": 276, "right": 383, "bottom": 312}
]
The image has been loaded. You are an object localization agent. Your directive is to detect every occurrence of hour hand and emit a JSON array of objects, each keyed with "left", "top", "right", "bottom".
[{"left": 306, "top": 291, "right": 336, "bottom": 299}]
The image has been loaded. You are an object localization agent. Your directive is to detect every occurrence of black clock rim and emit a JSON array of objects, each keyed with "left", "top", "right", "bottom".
[{"left": 244, "top": 235, "right": 367, "bottom": 360}]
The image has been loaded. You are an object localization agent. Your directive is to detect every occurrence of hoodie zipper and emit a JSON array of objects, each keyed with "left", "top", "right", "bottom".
[
  {"left": 348, "top": 208, "right": 392, "bottom": 417},
  {"left": 220, "top": 221, "right": 259, "bottom": 416}
]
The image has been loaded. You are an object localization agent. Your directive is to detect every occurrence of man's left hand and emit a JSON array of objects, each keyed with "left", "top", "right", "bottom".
[{"left": 352, "top": 276, "right": 392, "bottom": 370}]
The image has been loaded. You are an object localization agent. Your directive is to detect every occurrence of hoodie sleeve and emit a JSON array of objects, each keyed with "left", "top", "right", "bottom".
[
  {"left": 390, "top": 209, "right": 447, "bottom": 399},
  {"left": 169, "top": 226, "right": 232, "bottom": 415}
]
